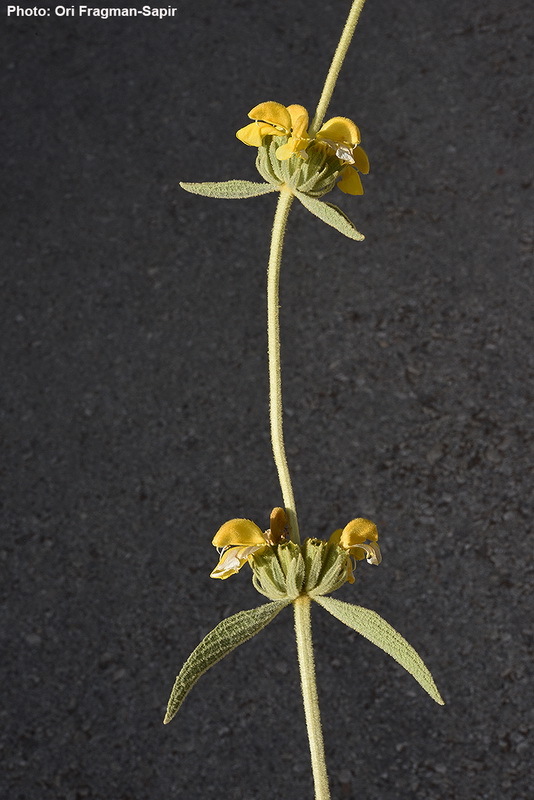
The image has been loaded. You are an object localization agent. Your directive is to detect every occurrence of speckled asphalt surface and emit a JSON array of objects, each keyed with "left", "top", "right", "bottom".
[{"left": 2, "top": 1, "right": 532, "bottom": 798}]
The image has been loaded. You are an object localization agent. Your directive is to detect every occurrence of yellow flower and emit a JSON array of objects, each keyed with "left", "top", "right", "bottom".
[
  {"left": 236, "top": 101, "right": 312, "bottom": 160},
  {"left": 236, "top": 102, "right": 292, "bottom": 147},
  {"left": 275, "top": 105, "right": 312, "bottom": 161},
  {"left": 329, "top": 517, "right": 381, "bottom": 568},
  {"left": 316, "top": 116, "right": 370, "bottom": 195},
  {"left": 210, "top": 507, "right": 289, "bottom": 580},
  {"left": 316, "top": 116, "right": 360, "bottom": 157}
]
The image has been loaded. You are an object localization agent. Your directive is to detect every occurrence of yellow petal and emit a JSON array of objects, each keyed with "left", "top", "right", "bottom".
[
  {"left": 328, "top": 528, "right": 343, "bottom": 546},
  {"left": 212, "top": 518, "right": 266, "bottom": 548},
  {"left": 287, "top": 104, "right": 309, "bottom": 138},
  {"left": 340, "top": 518, "right": 379, "bottom": 547},
  {"left": 337, "top": 166, "right": 364, "bottom": 195},
  {"left": 210, "top": 544, "right": 264, "bottom": 579},
  {"left": 236, "top": 122, "right": 264, "bottom": 147},
  {"left": 276, "top": 137, "right": 310, "bottom": 160},
  {"left": 275, "top": 140, "right": 297, "bottom": 160},
  {"left": 353, "top": 146, "right": 370, "bottom": 174},
  {"left": 248, "top": 101, "right": 292, "bottom": 132},
  {"left": 317, "top": 116, "right": 361, "bottom": 146},
  {"left": 255, "top": 122, "right": 280, "bottom": 137}
]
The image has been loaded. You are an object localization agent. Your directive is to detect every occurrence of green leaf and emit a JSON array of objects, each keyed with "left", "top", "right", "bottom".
[
  {"left": 164, "top": 600, "right": 289, "bottom": 724},
  {"left": 180, "top": 180, "right": 278, "bottom": 199},
  {"left": 314, "top": 596, "right": 444, "bottom": 705},
  {"left": 294, "top": 191, "right": 365, "bottom": 240}
]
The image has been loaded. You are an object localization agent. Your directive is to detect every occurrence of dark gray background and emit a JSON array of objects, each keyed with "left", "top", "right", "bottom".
[{"left": 2, "top": 1, "right": 532, "bottom": 798}]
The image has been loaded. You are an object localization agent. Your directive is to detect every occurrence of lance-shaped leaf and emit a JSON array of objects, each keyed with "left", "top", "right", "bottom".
[
  {"left": 314, "top": 596, "right": 444, "bottom": 705},
  {"left": 294, "top": 191, "right": 365, "bottom": 241},
  {"left": 180, "top": 180, "right": 278, "bottom": 199},
  {"left": 164, "top": 600, "right": 289, "bottom": 724}
]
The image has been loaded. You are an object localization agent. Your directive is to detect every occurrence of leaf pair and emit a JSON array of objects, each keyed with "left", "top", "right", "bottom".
[
  {"left": 180, "top": 180, "right": 364, "bottom": 241},
  {"left": 164, "top": 597, "right": 444, "bottom": 725}
]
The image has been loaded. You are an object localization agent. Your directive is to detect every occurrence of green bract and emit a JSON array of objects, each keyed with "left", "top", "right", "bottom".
[
  {"left": 179, "top": 179, "right": 277, "bottom": 199},
  {"left": 294, "top": 192, "right": 365, "bottom": 240},
  {"left": 314, "top": 597, "right": 445, "bottom": 705},
  {"left": 164, "top": 600, "right": 289, "bottom": 724}
]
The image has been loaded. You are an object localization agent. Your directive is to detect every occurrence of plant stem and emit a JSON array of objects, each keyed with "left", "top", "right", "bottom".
[
  {"left": 294, "top": 596, "right": 330, "bottom": 800},
  {"left": 267, "top": 185, "right": 300, "bottom": 543},
  {"left": 309, "top": 0, "right": 368, "bottom": 136},
  {"left": 267, "top": 2, "right": 367, "bottom": 543},
  {"left": 265, "top": 4, "right": 368, "bottom": 798}
]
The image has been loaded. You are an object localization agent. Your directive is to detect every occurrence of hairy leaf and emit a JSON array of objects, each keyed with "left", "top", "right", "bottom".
[
  {"left": 314, "top": 596, "right": 444, "bottom": 705},
  {"left": 180, "top": 180, "right": 278, "bottom": 199},
  {"left": 164, "top": 600, "right": 289, "bottom": 723},
  {"left": 294, "top": 192, "right": 364, "bottom": 240}
]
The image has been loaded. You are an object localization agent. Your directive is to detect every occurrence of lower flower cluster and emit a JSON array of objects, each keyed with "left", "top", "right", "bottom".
[
  {"left": 165, "top": 508, "right": 444, "bottom": 728},
  {"left": 252, "top": 538, "right": 352, "bottom": 601},
  {"left": 211, "top": 508, "right": 381, "bottom": 600}
]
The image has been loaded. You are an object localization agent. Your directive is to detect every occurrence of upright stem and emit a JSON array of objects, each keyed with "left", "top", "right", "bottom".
[
  {"left": 266, "top": 4, "right": 368, "bottom": 799},
  {"left": 294, "top": 596, "right": 330, "bottom": 800},
  {"left": 267, "top": 186, "right": 299, "bottom": 543},
  {"left": 309, "top": 0, "right": 368, "bottom": 136}
]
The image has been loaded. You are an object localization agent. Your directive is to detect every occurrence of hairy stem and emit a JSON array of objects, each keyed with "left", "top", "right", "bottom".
[
  {"left": 294, "top": 596, "right": 330, "bottom": 800},
  {"left": 267, "top": 186, "right": 299, "bottom": 543},
  {"left": 309, "top": 0, "right": 368, "bottom": 136}
]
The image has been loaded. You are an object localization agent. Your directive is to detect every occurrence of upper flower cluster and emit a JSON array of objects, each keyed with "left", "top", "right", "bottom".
[{"left": 236, "top": 101, "right": 369, "bottom": 196}]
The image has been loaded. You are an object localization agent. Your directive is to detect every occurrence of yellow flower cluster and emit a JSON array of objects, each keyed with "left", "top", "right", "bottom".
[
  {"left": 236, "top": 101, "right": 369, "bottom": 195},
  {"left": 210, "top": 507, "right": 381, "bottom": 583}
]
